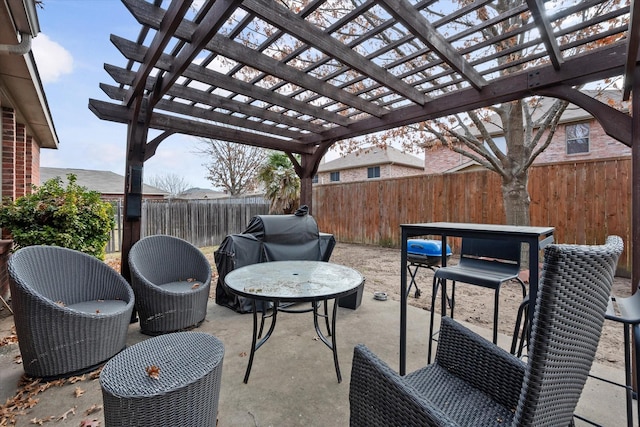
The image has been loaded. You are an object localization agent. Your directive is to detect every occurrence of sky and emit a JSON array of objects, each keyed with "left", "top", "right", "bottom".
[{"left": 32, "top": 0, "right": 217, "bottom": 189}]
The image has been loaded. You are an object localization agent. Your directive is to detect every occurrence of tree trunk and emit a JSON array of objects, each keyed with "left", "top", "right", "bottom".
[{"left": 501, "top": 172, "right": 530, "bottom": 226}]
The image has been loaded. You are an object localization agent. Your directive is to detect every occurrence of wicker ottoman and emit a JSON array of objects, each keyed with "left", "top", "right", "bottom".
[{"left": 100, "top": 332, "right": 224, "bottom": 427}]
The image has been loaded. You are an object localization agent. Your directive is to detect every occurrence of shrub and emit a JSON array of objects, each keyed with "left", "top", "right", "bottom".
[{"left": 0, "top": 174, "right": 115, "bottom": 259}]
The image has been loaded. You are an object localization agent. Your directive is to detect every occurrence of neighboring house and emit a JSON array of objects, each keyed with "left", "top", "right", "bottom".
[
  {"left": 40, "top": 167, "right": 168, "bottom": 200},
  {"left": 1, "top": 1, "right": 59, "bottom": 302},
  {"left": 315, "top": 146, "right": 424, "bottom": 184},
  {"left": 424, "top": 92, "right": 632, "bottom": 174},
  {"left": 174, "top": 188, "right": 229, "bottom": 199}
]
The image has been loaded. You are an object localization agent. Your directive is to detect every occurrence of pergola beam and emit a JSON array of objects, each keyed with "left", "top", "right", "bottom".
[
  {"left": 123, "top": 0, "right": 388, "bottom": 118},
  {"left": 624, "top": 0, "right": 640, "bottom": 100},
  {"left": 242, "top": 0, "right": 427, "bottom": 106},
  {"left": 148, "top": 0, "right": 240, "bottom": 107},
  {"left": 109, "top": 35, "right": 353, "bottom": 128},
  {"left": 378, "top": 0, "right": 487, "bottom": 90},
  {"left": 526, "top": 0, "right": 563, "bottom": 70},
  {"left": 300, "top": 42, "right": 634, "bottom": 145},
  {"left": 101, "top": 82, "right": 312, "bottom": 141},
  {"left": 122, "top": 0, "right": 192, "bottom": 107},
  {"left": 89, "top": 99, "right": 314, "bottom": 155},
  {"left": 103, "top": 63, "right": 332, "bottom": 134}
]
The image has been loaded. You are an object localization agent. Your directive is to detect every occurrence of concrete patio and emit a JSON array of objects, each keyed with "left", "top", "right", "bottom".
[{"left": 0, "top": 290, "right": 633, "bottom": 426}]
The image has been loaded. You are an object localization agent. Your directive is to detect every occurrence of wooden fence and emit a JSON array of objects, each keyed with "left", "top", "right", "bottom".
[
  {"left": 106, "top": 197, "right": 270, "bottom": 253},
  {"left": 312, "top": 157, "right": 632, "bottom": 275}
]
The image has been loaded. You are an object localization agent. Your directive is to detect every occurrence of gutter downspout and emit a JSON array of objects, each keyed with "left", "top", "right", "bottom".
[{"left": 0, "top": 32, "right": 32, "bottom": 55}]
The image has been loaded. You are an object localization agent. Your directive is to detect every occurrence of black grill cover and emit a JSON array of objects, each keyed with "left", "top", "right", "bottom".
[{"left": 214, "top": 207, "right": 335, "bottom": 313}]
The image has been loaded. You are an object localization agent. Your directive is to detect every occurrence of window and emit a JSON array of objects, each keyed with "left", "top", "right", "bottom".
[
  {"left": 566, "top": 123, "right": 590, "bottom": 155},
  {"left": 367, "top": 166, "right": 381, "bottom": 179},
  {"left": 312, "top": 175, "right": 318, "bottom": 184},
  {"left": 330, "top": 171, "right": 340, "bottom": 182}
]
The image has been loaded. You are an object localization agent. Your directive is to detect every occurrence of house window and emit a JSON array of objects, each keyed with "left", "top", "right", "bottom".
[
  {"left": 566, "top": 123, "right": 590, "bottom": 155},
  {"left": 312, "top": 175, "right": 318, "bottom": 184},
  {"left": 367, "top": 166, "right": 380, "bottom": 178},
  {"left": 330, "top": 172, "right": 340, "bottom": 182}
]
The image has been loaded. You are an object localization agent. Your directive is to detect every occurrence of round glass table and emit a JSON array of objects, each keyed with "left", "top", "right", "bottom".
[{"left": 224, "top": 260, "right": 364, "bottom": 383}]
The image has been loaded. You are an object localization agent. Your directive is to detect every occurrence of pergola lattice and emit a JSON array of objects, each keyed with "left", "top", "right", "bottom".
[{"left": 89, "top": 0, "right": 640, "bottom": 284}]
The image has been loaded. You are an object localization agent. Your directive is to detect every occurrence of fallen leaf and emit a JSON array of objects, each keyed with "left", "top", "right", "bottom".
[
  {"left": 57, "top": 406, "right": 76, "bottom": 420},
  {"left": 55, "top": 301, "right": 65, "bottom": 307},
  {"left": 68, "top": 375, "right": 86, "bottom": 384},
  {"left": 239, "top": 352, "right": 247, "bottom": 357},
  {"left": 191, "top": 283, "right": 201, "bottom": 289},
  {"left": 85, "top": 404, "right": 103, "bottom": 416},
  {"left": 29, "top": 415, "right": 54, "bottom": 425},
  {"left": 88, "top": 367, "right": 102, "bottom": 380},
  {"left": 145, "top": 365, "right": 160, "bottom": 379},
  {"left": 79, "top": 419, "right": 101, "bottom": 427},
  {"left": 95, "top": 310, "right": 101, "bottom": 313},
  {"left": 14, "top": 354, "right": 22, "bottom": 364},
  {"left": 74, "top": 387, "right": 85, "bottom": 398}
]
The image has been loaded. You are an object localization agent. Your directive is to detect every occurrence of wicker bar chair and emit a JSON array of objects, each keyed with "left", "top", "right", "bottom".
[
  {"left": 129, "top": 234, "right": 211, "bottom": 335},
  {"left": 8, "top": 245, "right": 135, "bottom": 379},
  {"left": 350, "top": 235, "right": 623, "bottom": 427}
]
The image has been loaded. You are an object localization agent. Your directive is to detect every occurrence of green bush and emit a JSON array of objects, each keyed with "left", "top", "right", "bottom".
[{"left": 0, "top": 174, "right": 115, "bottom": 260}]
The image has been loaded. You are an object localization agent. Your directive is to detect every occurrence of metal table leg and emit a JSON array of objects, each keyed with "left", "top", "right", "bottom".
[
  {"left": 313, "top": 298, "right": 341, "bottom": 382},
  {"left": 244, "top": 300, "right": 278, "bottom": 384}
]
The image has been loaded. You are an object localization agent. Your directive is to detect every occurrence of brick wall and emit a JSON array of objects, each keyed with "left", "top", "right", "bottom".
[
  {"left": 316, "top": 164, "right": 423, "bottom": 184},
  {"left": 2, "top": 108, "right": 16, "bottom": 201},
  {"left": 0, "top": 106, "right": 42, "bottom": 304},
  {"left": 425, "top": 119, "right": 632, "bottom": 173}
]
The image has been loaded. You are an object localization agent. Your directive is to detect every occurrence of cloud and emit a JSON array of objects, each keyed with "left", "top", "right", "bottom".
[{"left": 31, "top": 34, "right": 73, "bottom": 83}]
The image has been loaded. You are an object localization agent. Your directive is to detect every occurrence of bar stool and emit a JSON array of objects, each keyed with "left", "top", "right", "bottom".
[
  {"left": 513, "top": 288, "right": 640, "bottom": 427},
  {"left": 599, "top": 290, "right": 640, "bottom": 427}
]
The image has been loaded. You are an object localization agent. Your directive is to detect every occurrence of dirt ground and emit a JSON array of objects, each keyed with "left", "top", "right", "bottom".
[{"left": 327, "top": 242, "right": 631, "bottom": 370}]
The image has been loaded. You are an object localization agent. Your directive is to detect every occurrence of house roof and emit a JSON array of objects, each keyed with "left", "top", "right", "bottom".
[
  {"left": 174, "top": 187, "right": 229, "bottom": 199},
  {"left": 0, "top": 0, "right": 58, "bottom": 149},
  {"left": 39, "top": 167, "right": 168, "bottom": 196},
  {"left": 461, "top": 90, "right": 629, "bottom": 137},
  {"left": 317, "top": 146, "right": 423, "bottom": 173}
]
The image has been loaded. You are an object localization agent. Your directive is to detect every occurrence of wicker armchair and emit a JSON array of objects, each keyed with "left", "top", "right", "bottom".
[
  {"left": 8, "top": 246, "right": 135, "bottom": 379},
  {"left": 350, "top": 235, "right": 623, "bottom": 426},
  {"left": 129, "top": 235, "right": 211, "bottom": 335}
]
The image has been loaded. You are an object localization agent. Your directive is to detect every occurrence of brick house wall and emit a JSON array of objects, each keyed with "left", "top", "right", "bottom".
[
  {"left": 425, "top": 118, "right": 631, "bottom": 174},
  {"left": 1, "top": 106, "right": 42, "bottom": 301},
  {"left": 316, "top": 164, "right": 423, "bottom": 184}
]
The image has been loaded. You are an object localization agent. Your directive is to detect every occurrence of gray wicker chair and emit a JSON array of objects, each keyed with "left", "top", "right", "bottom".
[
  {"left": 8, "top": 245, "right": 135, "bottom": 379},
  {"left": 349, "top": 235, "right": 623, "bottom": 426},
  {"left": 129, "top": 234, "right": 211, "bottom": 335}
]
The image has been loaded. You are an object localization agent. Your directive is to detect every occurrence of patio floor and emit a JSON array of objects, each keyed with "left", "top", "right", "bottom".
[{"left": 0, "top": 291, "right": 633, "bottom": 426}]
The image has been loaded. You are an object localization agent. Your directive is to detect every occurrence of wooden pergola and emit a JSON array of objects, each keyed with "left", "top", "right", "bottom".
[{"left": 89, "top": 0, "right": 640, "bottom": 283}]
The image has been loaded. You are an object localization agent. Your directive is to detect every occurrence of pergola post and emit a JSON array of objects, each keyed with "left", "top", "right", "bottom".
[
  {"left": 633, "top": 66, "right": 640, "bottom": 291},
  {"left": 120, "top": 97, "right": 150, "bottom": 282}
]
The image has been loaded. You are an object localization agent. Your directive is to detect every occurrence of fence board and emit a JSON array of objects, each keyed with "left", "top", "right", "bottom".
[
  {"left": 106, "top": 198, "right": 270, "bottom": 253},
  {"left": 312, "top": 158, "right": 632, "bottom": 274}
]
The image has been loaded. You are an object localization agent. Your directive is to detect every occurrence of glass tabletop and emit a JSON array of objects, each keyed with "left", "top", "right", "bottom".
[{"left": 224, "top": 260, "right": 364, "bottom": 302}]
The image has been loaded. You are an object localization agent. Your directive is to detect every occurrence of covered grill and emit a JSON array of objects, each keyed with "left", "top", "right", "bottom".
[{"left": 406, "top": 239, "right": 452, "bottom": 298}]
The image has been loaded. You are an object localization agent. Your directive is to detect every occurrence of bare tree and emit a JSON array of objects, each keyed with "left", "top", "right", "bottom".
[
  {"left": 198, "top": 138, "right": 267, "bottom": 196},
  {"left": 146, "top": 173, "right": 191, "bottom": 196}
]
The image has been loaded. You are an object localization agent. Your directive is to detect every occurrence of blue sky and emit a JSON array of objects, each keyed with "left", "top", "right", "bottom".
[{"left": 33, "top": 0, "right": 214, "bottom": 189}]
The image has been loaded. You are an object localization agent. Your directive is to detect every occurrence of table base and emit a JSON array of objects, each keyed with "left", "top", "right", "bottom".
[{"left": 243, "top": 299, "right": 342, "bottom": 383}]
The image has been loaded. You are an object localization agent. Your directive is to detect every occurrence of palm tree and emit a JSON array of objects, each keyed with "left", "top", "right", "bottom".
[{"left": 257, "top": 152, "right": 300, "bottom": 214}]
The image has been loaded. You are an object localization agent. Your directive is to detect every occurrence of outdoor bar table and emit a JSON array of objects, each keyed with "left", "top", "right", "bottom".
[
  {"left": 399, "top": 222, "right": 555, "bottom": 375},
  {"left": 224, "top": 260, "right": 364, "bottom": 383}
]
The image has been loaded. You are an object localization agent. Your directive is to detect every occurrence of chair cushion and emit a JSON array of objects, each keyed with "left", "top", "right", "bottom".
[
  {"left": 67, "top": 300, "right": 129, "bottom": 315},
  {"left": 159, "top": 280, "right": 204, "bottom": 293},
  {"left": 405, "top": 364, "right": 515, "bottom": 426}
]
